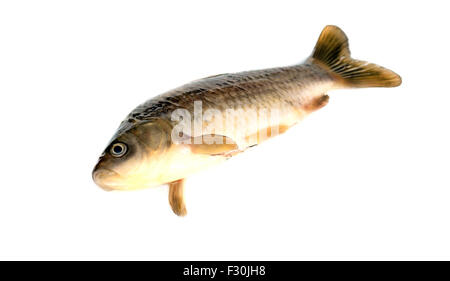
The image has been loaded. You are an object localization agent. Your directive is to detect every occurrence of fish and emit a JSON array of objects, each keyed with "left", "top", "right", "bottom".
[{"left": 92, "top": 25, "right": 401, "bottom": 216}]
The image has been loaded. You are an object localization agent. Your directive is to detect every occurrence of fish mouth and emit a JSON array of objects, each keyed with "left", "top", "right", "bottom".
[{"left": 92, "top": 167, "right": 120, "bottom": 191}]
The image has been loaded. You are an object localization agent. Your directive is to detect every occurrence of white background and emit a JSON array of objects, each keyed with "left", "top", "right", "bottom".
[{"left": 0, "top": 1, "right": 449, "bottom": 260}]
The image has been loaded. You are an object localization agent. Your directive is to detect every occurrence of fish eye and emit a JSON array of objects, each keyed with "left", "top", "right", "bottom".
[{"left": 110, "top": 142, "right": 127, "bottom": 157}]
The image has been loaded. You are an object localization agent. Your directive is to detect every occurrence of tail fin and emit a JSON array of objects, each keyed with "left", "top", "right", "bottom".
[{"left": 310, "top": 25, "right": 401, "bottom": 88}]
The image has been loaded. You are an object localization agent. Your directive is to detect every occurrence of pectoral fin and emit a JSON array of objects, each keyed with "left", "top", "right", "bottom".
[
  {"left": 169, "top": 179, "right": 187, "bottom": 216},
  {"left": 188, "top": 134, "right": 240, "bottom": 156}
]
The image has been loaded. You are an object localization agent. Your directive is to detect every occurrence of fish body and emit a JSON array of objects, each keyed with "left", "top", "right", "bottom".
[
  {"left": 93, "top": 26, "right": 401, "bottom": 216},
  {"left": 127, "top": 63, "right": 334, "bottom": 148}
]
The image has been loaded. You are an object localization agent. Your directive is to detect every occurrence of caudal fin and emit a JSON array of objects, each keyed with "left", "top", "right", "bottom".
[{"left": 310, "top": 25, "right": 401, "bottom": 88}]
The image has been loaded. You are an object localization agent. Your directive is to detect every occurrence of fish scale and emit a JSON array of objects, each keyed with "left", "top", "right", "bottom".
[{"left": 123, "top": 64, "right": 334, "bottom": 148}]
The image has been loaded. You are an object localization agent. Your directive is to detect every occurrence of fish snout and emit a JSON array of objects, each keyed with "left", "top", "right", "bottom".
[{"left": 92, "top": 165, "right": 119, "bottom": 191}]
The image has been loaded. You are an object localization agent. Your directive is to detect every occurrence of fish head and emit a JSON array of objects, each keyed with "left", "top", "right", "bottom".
[{"left": 92, "top": 120, "right": 172, "bottom": 191}]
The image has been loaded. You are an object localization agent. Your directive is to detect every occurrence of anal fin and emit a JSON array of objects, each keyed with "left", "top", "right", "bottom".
[{"left": 304, "top": 95, "right": 329, "bottom": 112}]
